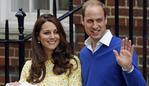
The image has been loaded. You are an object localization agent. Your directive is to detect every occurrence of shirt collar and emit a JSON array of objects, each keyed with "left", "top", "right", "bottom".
[
  {"left": 100, "top": 30, "right": 113, "bottom": 46},
  {"left": 84, "top": 30, "right": 113, "bottom": 47}
]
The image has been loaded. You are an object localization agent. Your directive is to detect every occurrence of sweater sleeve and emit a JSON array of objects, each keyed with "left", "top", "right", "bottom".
[
  {"left": 19, "top": 60, "right": 31, "bottom": 83},
  {"left": 122, "top": 67, "right": 146, "bottom": 86},
  {"left": 122, "top": 51, "right": 146, "bottom": 86},
  {"left": 68, "top": 55, "right": 82, "bottom": 86}
]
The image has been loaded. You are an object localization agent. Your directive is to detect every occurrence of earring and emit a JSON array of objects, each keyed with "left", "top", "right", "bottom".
[{"left": 37, "top": 41, "right": 40, "bottom": 44}]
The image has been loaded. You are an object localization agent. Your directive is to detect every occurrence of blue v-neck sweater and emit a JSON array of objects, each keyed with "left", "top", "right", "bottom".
[{"left": 80, "top": 36, "right": 146, "bottom": 86}]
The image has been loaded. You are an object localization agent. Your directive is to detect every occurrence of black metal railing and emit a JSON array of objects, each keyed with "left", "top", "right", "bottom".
[
  {"left": 128, "top": 0, "right": 134, "bottom": 42},
  {"left": 5, "top": 20, "right": 9, "bottom": 83},
  {"left": 15, "top": 8, "right": 26, "bottom": 77},
  {"left": 142, "top": 0, "right": 147, "bottom": 80},
  {"left": 115, "top": 0, "right": 119, "bottom": 36}
]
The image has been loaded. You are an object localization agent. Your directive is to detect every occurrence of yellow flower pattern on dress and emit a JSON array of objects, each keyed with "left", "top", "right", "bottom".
[{"left": 19, "top": 56, "right": 82, "bottom": 86}]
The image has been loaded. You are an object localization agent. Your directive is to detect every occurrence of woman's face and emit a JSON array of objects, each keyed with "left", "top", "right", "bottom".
[{"left": 38, "top": 21, "right": 60, "bottom": 54}]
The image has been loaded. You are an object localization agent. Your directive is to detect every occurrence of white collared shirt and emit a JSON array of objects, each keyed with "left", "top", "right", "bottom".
[{"left": 84, "top": 30, "right": 113, "bottom": 53}]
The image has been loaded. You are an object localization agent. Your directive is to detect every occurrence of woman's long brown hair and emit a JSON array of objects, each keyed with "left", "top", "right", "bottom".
[{"left": 27, "top": 14, "right": 77, "bottom": 83}]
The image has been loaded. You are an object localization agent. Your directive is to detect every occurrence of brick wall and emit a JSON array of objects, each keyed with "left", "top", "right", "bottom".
[
  {"left": 0, "top": 0, "right": 148, "bottom": 85},
  {"left": 0, "top": 41, "right": 32, "bottom": 85}
]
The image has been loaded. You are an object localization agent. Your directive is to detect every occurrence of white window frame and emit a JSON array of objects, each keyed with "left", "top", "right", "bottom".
[
  {"left": 0, "top": 0, "right": 75, "bottom": 42},
  {"left": 0, "top": 0, "right": 71, "bottom": 33}
]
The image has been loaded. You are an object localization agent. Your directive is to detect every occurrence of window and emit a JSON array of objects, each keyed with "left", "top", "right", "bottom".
[
  {"left": 0, "top": 0, "right": 71, "bottom": 37},
  {"left": 7, "top": 0, "right": 69, "bottom": 28},
  {"left": 11, "top": 0, "right": 69, "bottom": 12},
  {"left": 11, "top": 0, "right": 29, "bottom": 12},
  {"left": 58, "top": 0, "right": 69, "bottom": 10},
  {"left": 33, "top": 0, "right": 50, "bottom": 10}
]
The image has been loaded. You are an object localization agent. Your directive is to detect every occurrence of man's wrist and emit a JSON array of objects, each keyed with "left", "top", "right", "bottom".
[{"left": 122, "top": 65, "right": 134, "bottom": 73}]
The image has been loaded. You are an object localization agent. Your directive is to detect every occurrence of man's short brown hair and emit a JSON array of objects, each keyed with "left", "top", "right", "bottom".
[{"left": 82, "top": 0, "right": 107, "bottom": 20}]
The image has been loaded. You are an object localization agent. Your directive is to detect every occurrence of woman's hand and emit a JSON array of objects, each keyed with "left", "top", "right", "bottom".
[{"left": 113, "top": 37, "right": 134, "bottom": 71}]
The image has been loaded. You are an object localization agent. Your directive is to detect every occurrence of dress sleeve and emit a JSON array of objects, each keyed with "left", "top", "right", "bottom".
[
  {"left": 68, "top": 55, "right": 82, "bottom": 86},
  {"left": 19, "top": 60, "right": 32, "bottom": 83}
]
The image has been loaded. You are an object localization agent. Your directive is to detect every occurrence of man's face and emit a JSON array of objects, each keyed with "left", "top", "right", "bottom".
[{"left": 82, "top": 5, "right": 107, "bottom": 42}]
